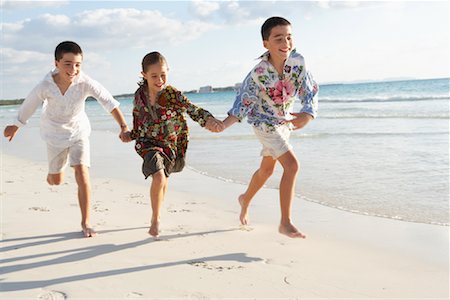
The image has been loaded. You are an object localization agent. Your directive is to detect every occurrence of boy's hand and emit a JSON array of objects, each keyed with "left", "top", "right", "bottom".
[
  {"left": 287, "top": 113, "right": 313, "bottom": 130},
  {"left": 205, "top": 117, "right": 225, "bottom": 133},
  {"left": 222, "top": 115, "right": 239, "bottom": 129},
  {"left": 4, "top": 125, "right": 19, "bottom": 142},
  {"left": 119, "top": 131, "right": 132, "bottom": 143}
]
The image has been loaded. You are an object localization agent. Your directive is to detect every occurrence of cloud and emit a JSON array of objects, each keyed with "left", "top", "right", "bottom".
[
  {"left": 190, "top": 0, "right": 220, "bottom": 18},
  {"left": 187, "top": 1, "right": 318, "bottom": 25},
  {"left": 1, "top": 47, "right": 52, "bottom": 87},
  {"left": 2, "top": 8, "right": 219, "bottom": 52},
  {"left": 314, "top": 1, "right": 386, "bottom": 10},
  {"left": 1, "top": 0, "right": 69, "bottom": 10},
  {"left": 2, "top": 47, "right": 48, "bottom": 65}
]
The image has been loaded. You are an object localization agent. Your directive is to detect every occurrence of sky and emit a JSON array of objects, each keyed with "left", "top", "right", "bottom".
[{"left": 1, "top": 0, "right": 449, "bottom": 99}]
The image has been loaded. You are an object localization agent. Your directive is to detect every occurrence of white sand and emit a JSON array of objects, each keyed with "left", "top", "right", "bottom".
[{"left": 1, "top": 127, "right": 449, "bottom": 299}]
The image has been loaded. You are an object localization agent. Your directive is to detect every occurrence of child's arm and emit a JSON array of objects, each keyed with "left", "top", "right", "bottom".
[
  {"left": 222, "top": 115, "right": 239, "bottom": 129},
  {"left": 110, "top": 107, "right": 132, "bottom": 142},
  {"left": 4, "top": 84, "right": 45, "bottom": 142},
  {"left": 175, "top": 89, "right": 216, "bottom": 129},
  {"left": 225, "top": 72, "right": 258, "bottom": 129},
  {"left": 287, "top": 112, "right": 313, "bottom": 130},
  {"left": 290, "top": 66, "right": 318, "bottom": 131},
  {"left": 85, "top": 77, "right": 132, "bottom": 142}
]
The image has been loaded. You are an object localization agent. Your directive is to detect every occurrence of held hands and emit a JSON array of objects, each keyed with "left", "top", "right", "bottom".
[
  {"left": 119, "top": 124, "right": 132, "bottom": 143},
  {"left": 205, "top": 117, "right": 225, "bottom": 133},
  {"left": 4, "top": 125, "right": 19, "bottom": 142},
  {"left": 286, "top": 112, "right": 313, "bottom": 130},
  {"left": 119, "top": 131, "right": 132, "bottom": 142}
]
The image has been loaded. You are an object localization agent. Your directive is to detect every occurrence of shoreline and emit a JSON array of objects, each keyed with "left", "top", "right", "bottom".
[
  {"left": 187, "top": 165, "right": 450, "bottom": 228},
  {"left": 1, "top": 128, "right": 449, "bottom": 298}
]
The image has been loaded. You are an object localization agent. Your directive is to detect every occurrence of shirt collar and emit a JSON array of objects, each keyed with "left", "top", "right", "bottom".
[
  {"left": 258, "top": 48, "right": 298, "bottom": 61},
  {"left": 45, "top": 69, "right": 84, "bottom": 84}
]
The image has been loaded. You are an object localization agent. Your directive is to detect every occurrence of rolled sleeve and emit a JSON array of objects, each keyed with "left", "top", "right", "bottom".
[
  {"left": 14, "top": 84, "right": 45, "bottom": 127},
  {"left": 227, "top": 72, "right": 259, "bottom": 121},
  {"left": 86, "top": 78, "right": 120, "bottom": 112},
  {"left": 298, "top": 71, "right": 319, "bottom": 118}
]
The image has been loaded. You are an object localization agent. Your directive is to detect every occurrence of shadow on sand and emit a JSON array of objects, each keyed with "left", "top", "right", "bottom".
[{"left": 1, "top": 226, "right": 262, "bottom": 291}]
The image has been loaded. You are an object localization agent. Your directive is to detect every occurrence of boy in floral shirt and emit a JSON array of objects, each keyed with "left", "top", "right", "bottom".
[
  {"left": 129, "top": 51, "right": 223, "bottom": 237},
  {"left": 222, "top": 16, "right": 319, "bottom": 238}
]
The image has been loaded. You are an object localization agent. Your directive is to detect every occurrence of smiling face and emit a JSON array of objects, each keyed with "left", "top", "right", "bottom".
[
  {"left": 55, "top": 52, "right": 82, "bottom": 83},
  {"left": 263, "top": 24, "right": 294, "bottom": 64},
  {"left": 141, "top": 62, "right": 168, "bottom": 96}
]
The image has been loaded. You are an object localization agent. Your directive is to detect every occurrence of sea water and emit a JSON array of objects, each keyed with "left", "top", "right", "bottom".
[{"left": 1, "top": 78, "right": 448, "bottom": 225}]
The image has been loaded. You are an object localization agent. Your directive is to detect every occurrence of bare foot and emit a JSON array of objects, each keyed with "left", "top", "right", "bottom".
[
  {"left": 279, "top": 222, "right": 306, "bottom": 239},
  {"left": 238, "top": 194, "right": 249, "bottom": 225},
  {"left": 148, "top": 220, "right": 160, "bottom": 237},
  {"left": 81, "top": 225, "right": 97, "bottom": 238}
]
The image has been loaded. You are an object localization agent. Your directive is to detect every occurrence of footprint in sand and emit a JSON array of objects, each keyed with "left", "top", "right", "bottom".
[
  {"left": 239, "top": 225, "right": 253, "bottom": 231},
  {"left": 128, "top": 193, "right": 146, "bottom": 205},
  {"left": 184, "top": 201, "right": 206, "bottom": 205},
  {"left": 93, "top": 204, "right": 109, "bottom": 213},
  {"left": 29, "top": 207, "right": 50, "bottom": 212},
  {"left": 37, "top": 290, "right": 67, "bottom": 300},
  {"left": 167, "top": 209, "right": 192, "bottom": 213},
  {"left": 126, "top": 291, "right": 143, "bottom": 298},
  {"left": 187, "top": 261, "right": 244, "bottom": 271}
]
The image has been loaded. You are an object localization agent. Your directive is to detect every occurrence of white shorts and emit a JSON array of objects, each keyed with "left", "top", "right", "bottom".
[
  {"left": 253, "top": 125, "right": 293, "bottom": 159},
  {"left": 47, "top": 138, "right": 90, "bottom": 174}
]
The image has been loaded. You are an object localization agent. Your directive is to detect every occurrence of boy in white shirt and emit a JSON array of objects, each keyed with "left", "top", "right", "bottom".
[{"left": 3, "top": 41, "right": 131, "bottom": 237}]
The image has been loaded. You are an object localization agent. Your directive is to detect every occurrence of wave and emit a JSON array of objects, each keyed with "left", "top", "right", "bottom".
[
  {"left": 320, "top": 95, "right": 449, "bottom": 103},
  {"left": 290, "top": 131, "right": 449, "bottom": 139},
  {"left": 191, "top": 131, "right": 449, "bottom": 141},
  {"left": 320, "top": 114, "right": 449, "bottom": 119},
  {"left": 185, "top": 165, "right": 449, "bottom": 227}
]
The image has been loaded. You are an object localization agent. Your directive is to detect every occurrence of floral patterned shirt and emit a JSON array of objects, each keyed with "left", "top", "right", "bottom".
[
  {"left": 130, "top": 84, "right": 213, "bottom": 167},
  {"left": 228, "top": 49, "right": 319, "bottom": 132}
]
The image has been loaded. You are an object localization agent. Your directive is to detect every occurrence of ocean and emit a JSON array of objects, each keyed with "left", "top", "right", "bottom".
[{"left": 1, "top": 78, "right": 449, "bottom": 225}]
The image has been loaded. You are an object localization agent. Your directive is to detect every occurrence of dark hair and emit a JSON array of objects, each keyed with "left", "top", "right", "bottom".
[
  {"left": 54, "top": 41, "right": 83, "bottom": 61},
  {"left": 140, "top": 51, "right": 168, "bottom": 86},
  {"left": 142, "top": 51, "right": 168, "bottom": 73},
  {"left": 261, "top": 16, "right": 291, "bottom": 41}
]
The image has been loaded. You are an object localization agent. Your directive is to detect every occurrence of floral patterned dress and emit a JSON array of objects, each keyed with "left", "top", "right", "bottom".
[
  {"left": 228, "top": 49, "right": 319, "bottom": 132},
  {"left": 130, "top": 84, "right": 213, "bottom": 172}
]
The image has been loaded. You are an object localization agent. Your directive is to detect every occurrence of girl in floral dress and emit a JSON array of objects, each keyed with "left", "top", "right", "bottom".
[{"left": 129, "top": 52, "right": 223, "bottom": 237}]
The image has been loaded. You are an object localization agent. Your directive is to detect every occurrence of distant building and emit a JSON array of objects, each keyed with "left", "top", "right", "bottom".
[{"left": 198, "top": 85, "right": 213, "bottom": 93}]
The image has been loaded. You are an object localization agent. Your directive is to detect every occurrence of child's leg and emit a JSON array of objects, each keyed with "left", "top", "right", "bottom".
[
  {"left": 239, "top": 156, "right": 277, "bottom": 225},
  {"left": 47, "top": 173, "right": 64, "bottom": 185},
  {"left": 277, "top": 150, "right": 305, "bottom": 238},
  {"left": 46, "top": 143, "right": 69, "bottom": 185},
  {"left": 73, "top": 164, "right": 95, "bottom": 237},
  {"left": 149, "top": 169, "right": 167, "bottom": 237}
]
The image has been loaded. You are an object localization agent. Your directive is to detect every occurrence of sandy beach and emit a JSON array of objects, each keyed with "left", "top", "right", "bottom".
[{"left": 1, "top": 127, "right": 449, "bottom": 299}]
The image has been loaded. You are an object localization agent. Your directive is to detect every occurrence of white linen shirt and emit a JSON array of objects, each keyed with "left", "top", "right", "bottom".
[{"left": 14, "top": 70, "right": 120, "bottom": 147}]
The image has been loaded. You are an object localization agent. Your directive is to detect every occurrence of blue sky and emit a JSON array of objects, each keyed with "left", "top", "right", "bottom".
[{"left": 1, "top": 0, "right": 448, "bottom": 99}]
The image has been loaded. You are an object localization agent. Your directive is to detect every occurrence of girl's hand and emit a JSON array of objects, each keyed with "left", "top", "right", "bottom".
[{"left": 119, "top": 131, "right": 132, "bottom": 142}]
